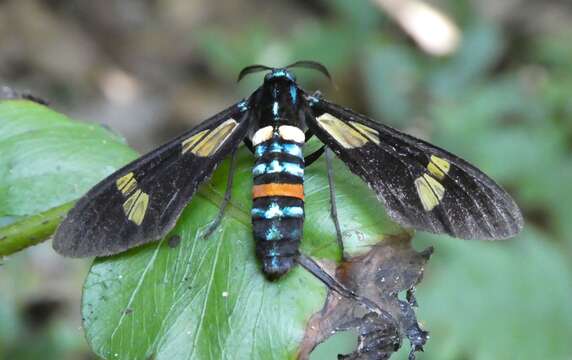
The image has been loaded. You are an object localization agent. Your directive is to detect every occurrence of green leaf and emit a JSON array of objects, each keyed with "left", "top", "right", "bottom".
[
  {"left": 0, "top": 96, "right": 409, "bottom": 358},
  {"left": 0, "top": 98, "right": 410, "bottom": 358},
  {"left": 82, "top": 148, "right": 405, "bottom": 360},
  {"left": 0, "top": 100, "right": 137, "bottom": 255},
  {"left": 0, "top": 100, "right": 137, "bottom": 217}
]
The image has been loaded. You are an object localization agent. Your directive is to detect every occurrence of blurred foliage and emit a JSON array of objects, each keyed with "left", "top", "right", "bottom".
[{"left": 1, "top": 0, "right": 572, "bottom": 359}]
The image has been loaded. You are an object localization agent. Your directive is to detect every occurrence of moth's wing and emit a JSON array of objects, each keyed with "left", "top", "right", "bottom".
[
  {"left": 53, "top": 101, "right": 250, "bottom": 257},
  {"left": 306, "top": 96, "right": 523, "bottom": 240}
]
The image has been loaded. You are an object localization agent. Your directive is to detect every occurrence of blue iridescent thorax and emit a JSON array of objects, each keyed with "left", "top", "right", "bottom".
[
  {"left": 289, "top": 85, "right": 297, "bottom": 104},
  {"left": 256, "top": 67, "right": 304, "bottom": 130},
  {"left": 272, "top": 101, "right": 279, "bottom": 119}
]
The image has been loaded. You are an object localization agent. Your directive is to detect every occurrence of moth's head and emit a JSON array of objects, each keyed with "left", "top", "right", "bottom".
[
  {"left": 264, "top": 68, "right": 296, "bottom": 83},
  {"left": 237, "top": 61, "right": 330, "bottom": 84}
]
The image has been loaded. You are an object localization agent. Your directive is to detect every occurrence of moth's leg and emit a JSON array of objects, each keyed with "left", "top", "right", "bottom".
[
  {"left": 202, "top": 149, "right": 238, "bottom": 239},
  {"left": 304, "top": 129, "right": 324, "bottom": 166},
  {"left": 304, "top": 129, "right": 314, "bottom": 143},
  {"left": 243, "top": 138, "right": 254, "bottom": 153},
  {"left": 326, "top": 148, "right": 344, "bottom": 257},
  {"left": 304, "top": 145, "right": 325, "bottom": 166},
  {"left": 296, "top": 254, "right": 394, "bottom": 321},
  {"left": 303, "top": 127, "right": 323, "bottom": 165},
  {"left": 296, "top": 254, "right": 358, "bottom": 303}
]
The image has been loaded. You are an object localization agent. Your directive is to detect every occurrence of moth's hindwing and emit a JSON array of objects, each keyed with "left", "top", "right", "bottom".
[
  {"left": 306, "top": 97, "right": 523, "bottom": 240},
  {"left": 53, "top": 102, "right": 250, "bottom": 257}
]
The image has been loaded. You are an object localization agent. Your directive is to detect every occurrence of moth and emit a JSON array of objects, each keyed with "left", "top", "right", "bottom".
[{"left": 53, "top": 61, "right": 523, "bottom": 280}]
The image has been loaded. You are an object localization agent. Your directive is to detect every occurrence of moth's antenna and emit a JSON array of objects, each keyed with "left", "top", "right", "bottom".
[
  {"left": 286, "top": 60, "right": 332, "bottom": 83},
  {"left": 237, "top": 64, "right": 274, "bottom": 82}
]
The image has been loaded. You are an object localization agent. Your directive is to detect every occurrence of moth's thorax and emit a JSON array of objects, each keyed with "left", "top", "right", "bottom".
[{"left": 251, "top": 75, "right": 305, "bottom": 130}]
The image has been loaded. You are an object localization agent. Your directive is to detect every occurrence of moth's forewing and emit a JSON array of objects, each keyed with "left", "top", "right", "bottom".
[
  {"left": 305, "top": 96, "right": 523, "bottom": 240},
  {"left": 53, "top": 102, "right": 250, "bottom": 257}
]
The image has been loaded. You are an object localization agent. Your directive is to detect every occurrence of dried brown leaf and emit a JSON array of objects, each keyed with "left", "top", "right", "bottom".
[{"left": 299, "top": 234, "right": 433, "bottom": 360}]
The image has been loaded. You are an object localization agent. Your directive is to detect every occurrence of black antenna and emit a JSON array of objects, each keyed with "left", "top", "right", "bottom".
[
  {"left": 237, "top": 64, "right": 274, "bottom": 82},
  {"left": 237, "top": 60, "right": 333, "bottom": 84},
  {"left": 286, "top": 60, "right": 332, "bottom": 82}
]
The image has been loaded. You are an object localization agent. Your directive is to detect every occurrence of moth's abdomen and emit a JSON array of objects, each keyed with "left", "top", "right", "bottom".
[{"left": 251, "top": 126, "right": 305, "bottom": 280}]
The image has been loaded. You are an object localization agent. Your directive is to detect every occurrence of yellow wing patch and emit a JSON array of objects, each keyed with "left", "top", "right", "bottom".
[
  {"left": 181, "top": 129, "right": 209, "bottom": 154},
  {"left": 414, "top": 174, "right": 445, "bottom": 211},
  {"left": 115, "top": 172, "right": 150, "bottom": 225},
  {"left": 349, "top": 121, "right": 380, "bottom": 145},
  {"left": 122, "top": 189, "right": 150, "bottom": 225},
  {"left": 316, "top": 113, "right": 369, "bottom": 148},
  {"left": 116, "top": 172, "right": 137, "bottom": 195},
  {"left": 427, "top": 155, "right": 450, "bottom": 180},
  {"left": 181, "top": 119, "right": 238, "bottom": 157}
]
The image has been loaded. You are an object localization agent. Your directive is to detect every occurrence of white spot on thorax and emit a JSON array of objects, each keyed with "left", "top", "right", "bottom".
[
  {"left": 278, "top": 125, "right": 305, "bottom": 143},
  {"left": 252, "top": 126, "right": 274, "bottom": 146}
]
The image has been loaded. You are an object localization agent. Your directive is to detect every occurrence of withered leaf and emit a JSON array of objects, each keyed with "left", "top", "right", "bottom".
[{"left": 299, "top": 234, "right": 433, "bottom": 360}]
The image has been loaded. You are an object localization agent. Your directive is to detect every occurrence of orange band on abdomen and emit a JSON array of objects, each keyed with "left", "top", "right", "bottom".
[{"left": 252, "top": 183, "right": 304, "bottom": 200}]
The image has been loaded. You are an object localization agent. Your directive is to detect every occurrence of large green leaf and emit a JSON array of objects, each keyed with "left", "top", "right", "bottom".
[
  {"left": 0, "top": 100, "right": 137, "bottom": 216},
  {"left": 82, "top": 147, "right": 406, "bottom": 359},
  {"left": 0, "top": 98, "right": 416, "bottom": 358},
  {"left": 0, "top": 100, "right": 137, "bottom": 254}
]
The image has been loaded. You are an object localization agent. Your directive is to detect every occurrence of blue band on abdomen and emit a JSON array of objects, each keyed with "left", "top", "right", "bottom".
[
  {"left": 255, "top": 142, "right": 303, "bottom": 159},
  {"left": 251, "top": 202, "right": 304, "bottom": 219},
  {"left": 252, "top": 160, "right": 303, "bottom": 178}
]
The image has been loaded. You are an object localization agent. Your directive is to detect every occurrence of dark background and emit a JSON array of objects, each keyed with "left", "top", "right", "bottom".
[{"left": 0, "top": 0, "right": 571, "bottom": 359}]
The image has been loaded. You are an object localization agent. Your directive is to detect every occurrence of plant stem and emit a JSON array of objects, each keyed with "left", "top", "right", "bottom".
[{"left": 0, "top": 202, "right": 73, "bottom": 256}]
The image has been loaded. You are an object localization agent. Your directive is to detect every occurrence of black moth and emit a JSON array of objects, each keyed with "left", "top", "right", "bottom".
[{"left": 53, "top": 61, "right": 523, "bottom": 280}]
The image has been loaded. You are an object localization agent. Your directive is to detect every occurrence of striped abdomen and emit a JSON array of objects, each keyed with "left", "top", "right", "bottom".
[{"left": 251, "top": 125, "right": 305, "bottom": 280}]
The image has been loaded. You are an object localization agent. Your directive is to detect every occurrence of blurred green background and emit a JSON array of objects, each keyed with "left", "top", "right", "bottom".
[{"left": 1, "top": 0, "right": 571, "bottom": 359}]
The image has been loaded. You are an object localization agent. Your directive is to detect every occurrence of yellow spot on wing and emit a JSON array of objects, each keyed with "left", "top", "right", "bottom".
[
  {"left": 116, "top": 172, "right": 137, "bottom": 195},
  {"left": 122, "top": 189, "right": 150, "bottom": 225},
  {"left": 427, "top": 155, "right": 450, "bottom": 180},
  {"left": 122, "top": 189, "right": 140, "bottom": 216},
  {"left": 189, "top": 119, "right": 238, "bottom": 157},
  {"left": 414, "top": 174, "right": 445, "bottom": 211},
  {"left": 349, "top": 121, "right": 380, "bottom": 145},
  {"left": 182, "top": 129, "right": 209, "bottom": 154},
  {"left": 116, "top": 172, "right": 150, "bottom": 225},
  {"left": 317, "top": 113, "right": 368, "bottom": 148}
]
